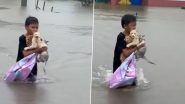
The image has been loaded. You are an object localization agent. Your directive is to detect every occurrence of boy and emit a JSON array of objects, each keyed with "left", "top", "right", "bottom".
[
  {"left": 16, "top": 16, "right": 47, "bottom": 82},
  {"left": 113, "top": 14, "right": 145, "bottom": 73}
]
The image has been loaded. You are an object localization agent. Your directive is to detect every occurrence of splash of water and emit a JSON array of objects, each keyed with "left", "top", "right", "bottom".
[
  {"left": 136, "top": 68, "right": 151, "bottom": 89},
  {"left": 92, "top": 65, "right": 113, "bottom": 87},
  {"left": 92, "top": 65, "right": 151, "bottom": 89}
]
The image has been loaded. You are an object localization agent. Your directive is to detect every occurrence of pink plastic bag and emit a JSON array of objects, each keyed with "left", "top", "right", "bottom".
[
  {"left": 109, "top": 53, "right": 136, "bottom": 88},
  {"left": 4, "top": 53, "right": 37, "bottom": 82}
]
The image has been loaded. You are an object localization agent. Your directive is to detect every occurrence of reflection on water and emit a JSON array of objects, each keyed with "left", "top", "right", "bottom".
[{"left": 6, "top": 83, "right": 46, "bottom": 104}]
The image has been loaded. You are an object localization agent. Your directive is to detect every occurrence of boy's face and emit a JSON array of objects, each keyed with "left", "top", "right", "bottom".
[
  {"left": 124, "top": 21, "right": 136, "bottom": 33},
  {"left": 25, "top": 23, "right": 39, "bottom": 35}
]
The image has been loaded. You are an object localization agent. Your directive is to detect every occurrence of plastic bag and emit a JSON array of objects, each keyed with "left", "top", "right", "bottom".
[{"left": 109, "top": 53, "right": 137, "bottom": 88}]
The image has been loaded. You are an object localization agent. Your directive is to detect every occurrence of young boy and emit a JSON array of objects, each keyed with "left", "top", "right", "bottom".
[
  {"left": 16, "top": 16, "right": 47, "bottom": 82},
  {"left": 113, "top": 14, "right": 144, "bottom": 73}
]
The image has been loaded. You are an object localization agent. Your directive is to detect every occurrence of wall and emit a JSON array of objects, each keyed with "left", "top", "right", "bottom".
[{"left": 142, "top": 0, "right": 185, "bottom": 7}]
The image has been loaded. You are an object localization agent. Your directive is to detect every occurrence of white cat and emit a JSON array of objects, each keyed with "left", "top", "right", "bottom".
[{"left": 24, "top": 32, "right": 49, "bottom": 63}]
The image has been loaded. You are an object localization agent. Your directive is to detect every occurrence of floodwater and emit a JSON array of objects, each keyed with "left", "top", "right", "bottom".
[
  {"left": 92, "top": 3, "right": 185, "bottom": 104},
  {"left": 0, "top": 0, "right": 92, "bottom": 104}
]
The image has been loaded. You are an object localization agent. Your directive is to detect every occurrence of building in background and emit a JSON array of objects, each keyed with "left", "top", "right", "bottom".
[
  {"left": 96, "top": 0, "right": 185, "bottom": 7},
  {"left": 142, "top": 0, "right": 185, "bottom": 7}
]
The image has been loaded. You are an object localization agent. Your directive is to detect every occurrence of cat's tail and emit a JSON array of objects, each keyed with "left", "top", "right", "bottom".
[{"left": 143, "top": 56, "right": 156, "bottom": 65}]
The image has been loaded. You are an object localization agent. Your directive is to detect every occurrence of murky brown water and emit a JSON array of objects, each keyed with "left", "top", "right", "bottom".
[
  {"left": 0, "top": 0, "right": 92, "bottom": 104},
  {"left": 92, "top": 3, "right": 185, "bottom": 104}
]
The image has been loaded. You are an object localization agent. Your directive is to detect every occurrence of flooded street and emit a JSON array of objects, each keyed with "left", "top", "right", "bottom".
[
  {"left": 92, "top": 4, "right": 185, "bottom": 104},
  {"left": 0, "top": 0, "right": 92, "bottom": 104}
]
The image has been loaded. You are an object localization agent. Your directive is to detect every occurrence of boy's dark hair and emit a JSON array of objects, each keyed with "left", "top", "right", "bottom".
[
  {"left": 25, "top": 16, "right": 39, "bottom": 26},
  {"left": 121, "top": 14, "right": 136, "bottom": 28}
]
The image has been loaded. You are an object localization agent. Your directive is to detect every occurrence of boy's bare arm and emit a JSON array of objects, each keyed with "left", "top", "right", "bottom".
[
  {"left": 23, "top": 47, "right": 47, "bottom": 57},
  {"left": 122, "top": 42, "right": 145, "bottom": 60},
  {"left": 122, "top": 46, "right": 138, "bottom": 58}
]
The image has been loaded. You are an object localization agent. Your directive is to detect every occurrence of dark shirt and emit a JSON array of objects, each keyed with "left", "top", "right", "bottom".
[
  {"left": 113, "top": 32, "right": 126, "bottom": 72},
  {"left": 16, "top": 35, "right": 37, "bottom": 76}
]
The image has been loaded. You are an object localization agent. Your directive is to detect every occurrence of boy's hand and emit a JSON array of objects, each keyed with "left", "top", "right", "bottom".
[{"left": 36, "top": 47, "right": 47, "bottom": 54}]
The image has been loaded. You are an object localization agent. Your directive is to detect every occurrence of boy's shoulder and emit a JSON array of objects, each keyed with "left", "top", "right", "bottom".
[
  {"left": 18, "top": 34, "right": 26, "bottom": 43},
  {"left": 117, "top": 32, "right": 125, "bottom": 38},
  {"left": 19, "top": 34, "right": 25, "bottom": 39}
]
